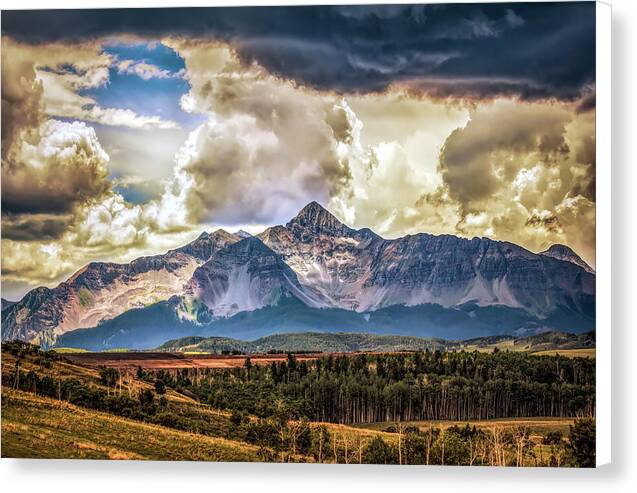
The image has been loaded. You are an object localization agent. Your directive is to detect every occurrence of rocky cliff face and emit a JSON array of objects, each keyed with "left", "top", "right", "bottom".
[
  {"left": 179, "top": 236, "right": 323, "bottom": 322},
  {"left": 258, "top": 203, "right": 595, "bottom": 319},
  {"left": 1, "top": 230, "right": 239, "bottom": 344},
  {"left": 258, "top": 202, "right": 383, "bottom": 310}
]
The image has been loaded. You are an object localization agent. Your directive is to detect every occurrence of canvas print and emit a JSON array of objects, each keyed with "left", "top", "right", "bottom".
[{"left": 1, "top": 2, "right": 596, "bottom": 466}]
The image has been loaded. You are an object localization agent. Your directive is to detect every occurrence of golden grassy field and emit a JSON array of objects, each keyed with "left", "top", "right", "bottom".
[
  {"left": 2, "top": 386, "right": 574, "bottom": 465},
  {"left": 355, "top": 417, "right": 575, "bottom": 436},
  {"left": 530, "top": 348, "right": 596, "bottom": 358},
  {"left": 1, "top": 388, "right": 261, "bottom": 461}
]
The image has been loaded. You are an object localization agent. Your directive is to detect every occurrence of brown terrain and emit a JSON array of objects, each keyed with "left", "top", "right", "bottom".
[{"left": 62, "top": 352, "right": 327, "bottom": 370}]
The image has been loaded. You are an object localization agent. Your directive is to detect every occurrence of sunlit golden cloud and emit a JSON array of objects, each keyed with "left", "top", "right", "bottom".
[{"left": 1, "top": 31, "right": 596, "bottom": 299}]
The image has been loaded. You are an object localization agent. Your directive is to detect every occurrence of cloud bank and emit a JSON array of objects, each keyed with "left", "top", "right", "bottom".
[
  {"left": 148, "top": 40, "right": 353, "bottom": 229},
  {"left": 2, "top": 3, "right": 595, "bottom": 102},
  {"left": 1, "top": 4, "right": 596, "bottom": 298}
]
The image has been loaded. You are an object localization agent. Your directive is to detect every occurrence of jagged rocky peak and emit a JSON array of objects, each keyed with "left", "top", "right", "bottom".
[
  {"left": 192, "top": 236, "right": 289, "bottom": 271},
  {"left": 541, "top": 243, "right": 579, "bottom": 257},
  {"left": 286, "top": 201, "right": 354, "bottom": 236},
  {"left": 225, "top": 235, "right": 277, "bottom": 257},
  {"left": 235, "top": 230, "right": 253, "bottom": 239},
  {"left": 172, "top": 228, "right": 240, "bottom": 261},
  {"left": 540, "top": 244, "right": 595, "bottom": 273}
]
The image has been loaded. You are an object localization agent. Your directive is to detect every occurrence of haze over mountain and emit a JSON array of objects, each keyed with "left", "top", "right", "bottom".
[{"left": 2, "top": 202, "right": 595, "bottom": 350}]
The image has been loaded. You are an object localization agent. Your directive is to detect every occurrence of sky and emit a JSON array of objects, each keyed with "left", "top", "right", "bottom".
[{"left": 1, "top": 3, "right": 596, "bottom": 300}]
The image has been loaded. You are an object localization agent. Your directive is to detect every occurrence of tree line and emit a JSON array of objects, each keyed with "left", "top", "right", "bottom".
[{"left": 151, "top": 350, "right": 595, "bottom": 424}]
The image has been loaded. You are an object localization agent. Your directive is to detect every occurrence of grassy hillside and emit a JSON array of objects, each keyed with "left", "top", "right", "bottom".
[
  {"left": 513, "top": 330, "right": 595, "bottom": 350},
  {"left": 530, "top": 348, "right": 595, "bottom": 358},
  {"left": 356, "top": 417, "right": 576, "bottom": 436},
  {"left": 0, "top": 341, "right": 386, "bottom": 463},
  {"left": 1, "top": 389, "right": 261, "bottom": 461},
  {"left": 157, "top": 332, "right": 450, "bottom": 353}
]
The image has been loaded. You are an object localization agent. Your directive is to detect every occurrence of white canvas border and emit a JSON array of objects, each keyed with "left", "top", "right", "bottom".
[{"left": 595, "top": 0, "right": 612, "bottom": 468}]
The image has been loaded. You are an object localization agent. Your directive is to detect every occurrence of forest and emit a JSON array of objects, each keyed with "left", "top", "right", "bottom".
[{"left": 146, "top": 350, "right": 595, "bottom": 424}]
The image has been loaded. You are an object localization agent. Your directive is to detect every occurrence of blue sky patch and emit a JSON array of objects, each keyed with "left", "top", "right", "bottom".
[{"left": 82, "top": 41, "right": 200, "bottom": 129}]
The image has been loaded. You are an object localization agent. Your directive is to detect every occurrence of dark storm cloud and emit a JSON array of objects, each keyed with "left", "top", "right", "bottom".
[
  {"left": 525, "top": 212, "right": 561, "bottom": 233},
  {"left": 1, "top": 213, "right": 73, "bottom": 241},
  {"left": 1, "top": 2, "right": 595, "bottom": 101},
  {"left": 576, "top": 90, "right": 596, "bottom": 113}
]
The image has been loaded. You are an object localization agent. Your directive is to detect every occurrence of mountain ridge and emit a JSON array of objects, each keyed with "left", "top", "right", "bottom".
[
  {"left": 2, "top": 201, "right": 595, "bottom": 347},
  {"left": 1, "top": 230, "right": 241, "bottom": 345}
]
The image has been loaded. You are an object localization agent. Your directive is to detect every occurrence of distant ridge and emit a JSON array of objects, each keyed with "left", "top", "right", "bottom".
[
  {"left": 1, "top": 298, "right": 16, "bottom": 311},
  {"left": 156, "top": 330, "right": 595, "bottom": 354}
]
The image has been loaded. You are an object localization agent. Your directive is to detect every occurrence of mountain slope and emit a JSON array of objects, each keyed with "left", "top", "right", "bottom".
[
  {"left": 56, "top": 294, "right": 594, "bottom": 351},
  {"left": 1, "top": 298, "right": 16, "bottom": 311},
  {"left": 178, "top": 236, "right": 324, "bottom": 322},
  {"left": 1, "top": 230, "right": 239, "bottom": 345}
]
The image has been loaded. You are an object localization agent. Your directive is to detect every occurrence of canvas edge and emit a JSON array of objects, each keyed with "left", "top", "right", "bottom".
[{"left": 595, "top": 0, "right": 611, "bottom": 469}]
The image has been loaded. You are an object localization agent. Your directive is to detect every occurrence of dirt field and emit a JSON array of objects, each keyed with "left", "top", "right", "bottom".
[
  {"left": 530, "top": 348, "right": 596, "bottom": 358},
  {"left": 62, "top": 351, "right": 324, "bottom": 370}
]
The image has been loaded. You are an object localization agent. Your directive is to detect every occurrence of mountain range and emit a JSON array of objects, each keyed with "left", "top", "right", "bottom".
[{"left": 1, "top": 201, "right": 595, "bottom": 350}]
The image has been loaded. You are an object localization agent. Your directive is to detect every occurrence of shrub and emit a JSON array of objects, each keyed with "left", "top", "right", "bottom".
[
  {"left": 567, "top": 418, "right": 595, "bottom": 467},
  {"left": 363, "top": 436, "right": 397, "bottom": 464}
]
